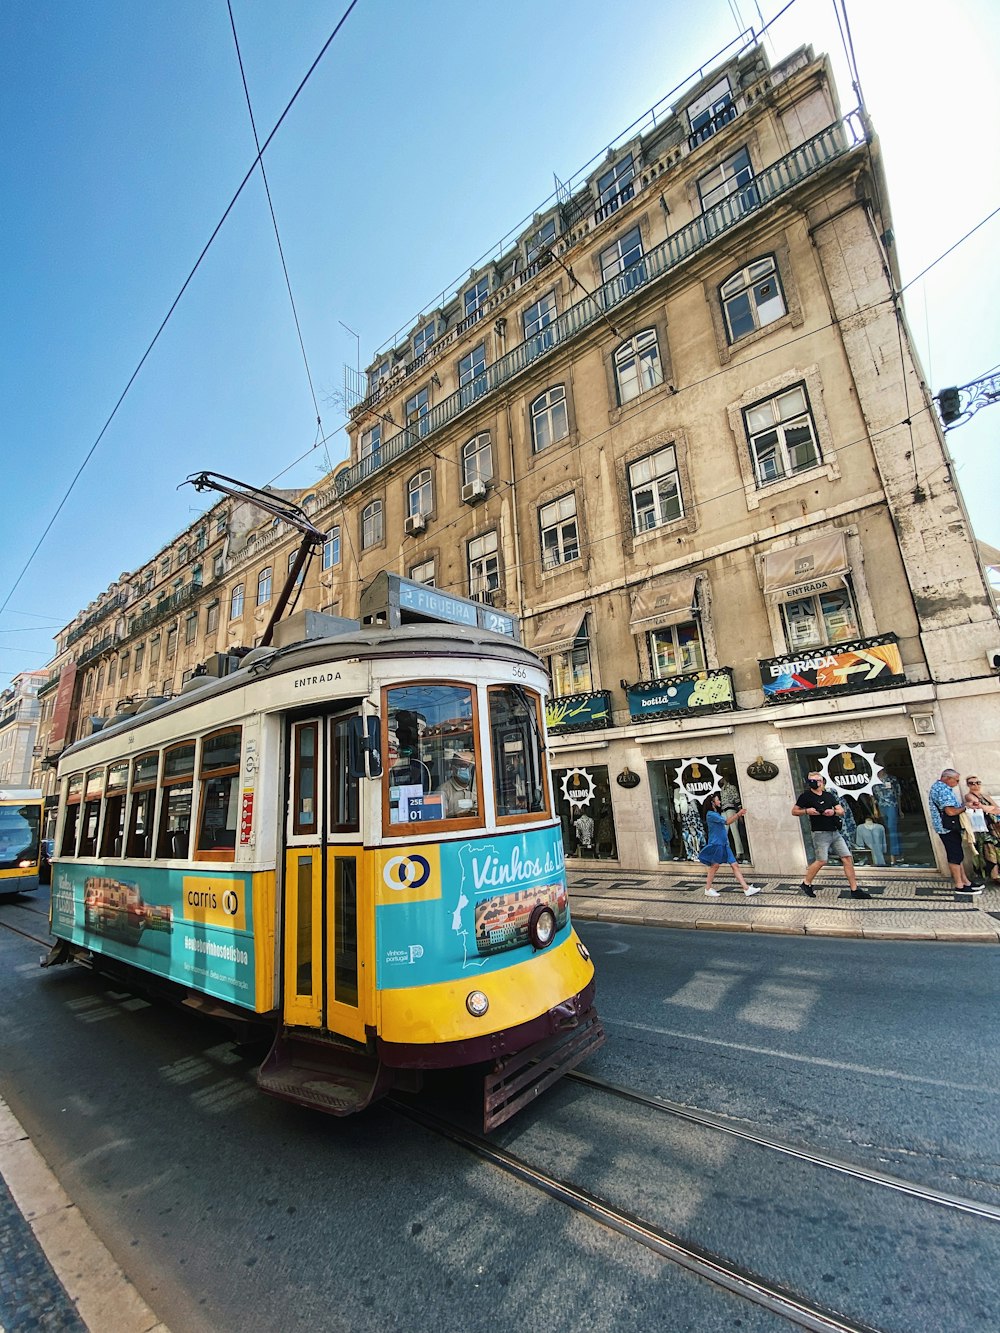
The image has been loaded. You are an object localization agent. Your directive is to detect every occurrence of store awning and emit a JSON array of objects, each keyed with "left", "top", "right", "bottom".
[
  {"left": 763, "top": 531, "right": 849, "bottom": 604},
  {"left": 978, "top": 539, "right": 1000, "bottom": 571},
  {"left": 529, "top": 604, "right": 589, "bottom": 657},
  {"left": 629, "top": 575, "right": 697, "bottom": 631}
]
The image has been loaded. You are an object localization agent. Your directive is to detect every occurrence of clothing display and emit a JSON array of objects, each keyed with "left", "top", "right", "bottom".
[
  {"left": 854, "top": 819, "right": 887, "bottom": 866},
  {"left": 871, "top": 774, "right": 902, "bottom": 857}
]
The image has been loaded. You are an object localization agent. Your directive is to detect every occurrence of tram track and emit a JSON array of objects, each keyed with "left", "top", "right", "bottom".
[
  {"left": 0, "top": 901, "right": 52, "bottom": 950},
  {"left": 388, "top": 1096, "right": 881, "bottom": 1333},
  {"left": 566, "top": 1069, "right": 1000, "bottom": 1223}
]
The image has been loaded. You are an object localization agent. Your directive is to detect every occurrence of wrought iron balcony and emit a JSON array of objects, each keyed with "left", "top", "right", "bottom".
[
  {"left": 625, "top": 666, "right": 736, "bottom": 721},
  {"left": 336, "top": 121, "right": 852, "bottom": 497},
  {"left": 758, "top": 632, "right": 904, "bottom": 705},
  {"left": 546, "top": 690, "right": 613, "bottom": 734},
  {"left": 66, "top": 592, "right": 127, "bottom": 646},
  {"left": 77, "top": 633, "right": 115, "bottom": 667}
]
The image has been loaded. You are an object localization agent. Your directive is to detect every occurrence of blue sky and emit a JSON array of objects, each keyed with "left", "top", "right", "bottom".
[{"left": 3, "top": 0, "right": 999, "bottom": 688}]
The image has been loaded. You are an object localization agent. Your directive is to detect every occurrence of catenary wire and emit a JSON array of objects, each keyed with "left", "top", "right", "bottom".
[{"left": 0, "top": 0, "right": 362, "bottom": 624}]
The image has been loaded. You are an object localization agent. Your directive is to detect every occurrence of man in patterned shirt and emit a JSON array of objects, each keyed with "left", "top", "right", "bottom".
[{"left": 927, "top": 768, "right": 982, "bottom": 894}]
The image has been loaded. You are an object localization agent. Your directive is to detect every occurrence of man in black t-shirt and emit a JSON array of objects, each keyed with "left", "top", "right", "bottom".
[{"left": 791, "top": 771, "right": 871, "bottom": 900}]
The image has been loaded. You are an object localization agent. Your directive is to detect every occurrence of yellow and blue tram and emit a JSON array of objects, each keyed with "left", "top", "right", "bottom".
[
  {"left": 45, "top": 588, "right": 603, "bottom": 1128},
  {"left": 0, "top": 788, "right": 44, "bottom": 896}
]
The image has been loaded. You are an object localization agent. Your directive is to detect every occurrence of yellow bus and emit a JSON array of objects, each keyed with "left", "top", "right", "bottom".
[{"left": 0, "top": 788, "right": 44, "bottom": 896}]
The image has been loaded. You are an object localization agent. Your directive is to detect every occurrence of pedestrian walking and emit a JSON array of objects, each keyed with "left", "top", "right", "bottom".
[
  {"left": 701, "top": 794, "right": 761, "bottom": 897},
  {"left": 926, "top": 768, "right": 982, "bottom": 894},
  {"left": 791, "top": 771, "right": 871, "bottom": 898}
]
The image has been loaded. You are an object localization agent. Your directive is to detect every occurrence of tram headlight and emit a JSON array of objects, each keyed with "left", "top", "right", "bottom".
[
  {"left": 18, "top": 859, "right": 32, "bottom": 868},
  {"left": 528, "top": 903, "right": 557, "bottom": 951},
  {"left": 466, "top": 990, "right": 490, "bottom": 1018},
  {"left": 576, "top": 941, "right": 591, "bottom": 962}
]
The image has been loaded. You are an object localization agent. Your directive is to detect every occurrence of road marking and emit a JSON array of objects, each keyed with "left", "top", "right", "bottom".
[{"left": 607, "top": 1019, "right": 997, "bottom": 1094}]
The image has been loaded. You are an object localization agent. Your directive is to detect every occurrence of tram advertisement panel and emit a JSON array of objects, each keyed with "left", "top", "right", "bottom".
[
  {"left": 375, "top": 824, "right": 569, "bottom": 987},
  {"left": 50, "top": 866, "right": 258, "bottom": 1010}
]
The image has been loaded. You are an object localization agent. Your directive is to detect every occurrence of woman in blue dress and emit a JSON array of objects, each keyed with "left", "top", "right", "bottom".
[{"left": 700, "top": 793, "right": 762, "bottom": 897}]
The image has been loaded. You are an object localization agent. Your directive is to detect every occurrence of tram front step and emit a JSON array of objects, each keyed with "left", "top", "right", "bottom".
[
  {"left": 256, "top": 1029, "right": 392, "bottom": 1116},
  {"left": 484, "top": 1012, "right": 606, "bottom": 1131}
]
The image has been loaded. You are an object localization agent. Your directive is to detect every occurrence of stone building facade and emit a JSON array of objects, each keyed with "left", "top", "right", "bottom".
[{"left": 33, "top": 41, "right": 1000, "bottom": 875}]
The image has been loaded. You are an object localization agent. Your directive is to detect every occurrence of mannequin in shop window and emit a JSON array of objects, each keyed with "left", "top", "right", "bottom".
[
  {"left": 573, "top": 809, "right": 595, "bottom": 856},
  {"left": 674, "top": 787, "right": 706, "bottom": 860}
]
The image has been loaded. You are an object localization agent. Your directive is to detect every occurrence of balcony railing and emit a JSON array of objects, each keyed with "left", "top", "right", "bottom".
[
  {"left": 337, "top": 121, "right": 852, "bottom": 497},
  {"left": 625, "top": 666, "right": 736, "bottom": 721},
  {"left": 759, "top": 632, "right": 905, "bottom": 705},
  {"left": 546, "top": 690, "right": 613, "bottom": 734},
  {"left": 66, "top": 592, "right": 127, "bottom": 646},
  {"left": 78, "top": 633, "right": 115, "bottom": 667}
]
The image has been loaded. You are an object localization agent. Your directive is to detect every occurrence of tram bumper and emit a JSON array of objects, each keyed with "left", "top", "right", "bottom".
[{"left": 483, "top": 1003, "right": 605, "bottom": 1131}]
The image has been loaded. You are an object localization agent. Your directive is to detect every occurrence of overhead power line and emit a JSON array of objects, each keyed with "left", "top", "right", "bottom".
[{"left": 0, "top": 0, "right": 362, "bottom": 622}]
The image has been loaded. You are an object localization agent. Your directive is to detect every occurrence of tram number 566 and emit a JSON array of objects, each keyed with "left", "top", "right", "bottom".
[{"left": 512, "top": 665, "right": 527, "bottom": 679}]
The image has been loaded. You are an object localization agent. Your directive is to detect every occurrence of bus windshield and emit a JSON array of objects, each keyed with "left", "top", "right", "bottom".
[{"left": 0, "top": 803, "right": 41, "bottom": 869}]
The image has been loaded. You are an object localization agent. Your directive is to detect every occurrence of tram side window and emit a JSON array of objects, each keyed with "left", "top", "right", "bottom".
[
  {"left": 61, "top": 775, "right": 84, "bottom": 855},
  {"left": 195, "top": 727, "right": 241, "bottom": 856},
  {"left": 156, "top": 741, "right": 195, "bottom": 859},
  {"left": 78, "top": 770, "right": 104, "bottom": 857},
  {"left": 488, "top": 685, "right": 549, "bottom": 820},
  {"left": 330, "top": 716, "right": 360, "bottom": 834},
  {"left": 385, "top": 683, "right": 480, "bottom": 825},
  {"left": 100, "top": 763, "right": 129, "bottom": 857},
  {"left": 292, "top": 722, "right": 319, "bottom": 837},
  {"left": 126, "top": 752, "right": 159, "bottom": 858}
]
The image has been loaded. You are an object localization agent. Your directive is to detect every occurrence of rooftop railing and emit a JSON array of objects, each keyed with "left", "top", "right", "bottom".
[{"left": 336, "top": 121, "right": 851, "bottom": 497}]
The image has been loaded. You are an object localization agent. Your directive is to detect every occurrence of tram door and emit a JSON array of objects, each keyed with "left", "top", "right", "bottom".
[{"left": 283, "top": 713, "right": 369, "bottom": 1041}]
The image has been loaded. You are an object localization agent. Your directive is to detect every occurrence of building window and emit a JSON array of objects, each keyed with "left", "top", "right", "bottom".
[
  {"left": 649, "top": 622, "right": 705, "bottom": 676},
  {"left": 408, "top": 469, "right": 433, "bottom": 517},
  {"left": 183, "top": 614, "right": 196, "bottom": 646},
  {"left": 412, "top": 321, "right": 436, "bottom": 360},
  {"left": 230, "top": 584, "right": 244, "bottom": 620},
  {"left": 361, "top": 423, "right": 381, "bottom": 463},
  {"left": 323, "top": 527, "right": 341, "bottom": 569},
  {"left": 458, "top": 343, "right": 487, "bottom": 404},
  {"left": 84, "top": 671, "right": 93, "bottom": 697},
  {"left": 410, "top": 559, "right": 435, "bottom": 586},
  {"left": 149, "top": 634, "right": 161, "bottom": 666},
  {"left": 404, "top": 387, "right": 429, "bottom": 437},
  {"left": 720, "top": 256, "right": 785, "bottom": 342},
  {"left": 206, "top": 601, "right": 219, "bottom": 634},
  {"left": 526, "top": 218, "right": 557, "bottom": 265},
  {"left": 462, "top": 432, "right": 493, "bottom": 486},
  {"left": 287, "top": 550, "right": 305, "bottom": 586},
  {"left": 599, "top": 226, "right": 644, "bottom": 291},
  {"left": 629, "top": 445, "right": 682, "bottom": 533},
  {"left": 159, "top": 558, "right": 170, "bottom": 578},
  {"left": 216, "top": 514, "right": 228, "bottom": 537},
  {"left": 213, "top": 552, "right": 225, "bottom": 579},
  {"left": 367, "top": 359, "right": 390, "bottom": 397},
  {"left": 464, "top": 276, "right": 489, "bottom": 322},
  {"left": 782, "top": 588, "right": 859, "bottom": 651},
  {"left": 744, "top": 384, "right": 820, "bottom": 486},
  {"left": 120, "top": 650, "right": 130, "bottom": 679},
  {"left": 698, "top": 145, "right": 756, "bottom": 213},
  {"left": 95, "top": 666, "right": 105, "bottom": 693},
  {"left": 166, "top": 627, "right": 178, "bottom": 659},
  {"left": 195, "top": 529, "right": 206, "bottom": 553},
  {"left": 614, "top": 329, "right": 663, "bottom": 404},
  {"left": 539, "top": 494, "right": 580, "bottom": 570},
  {"left": 530, "top": 386, "right": 569, "bottom": 452},
  {"left": 687, "top": 77, "right": 735, "bottom": 145},
  {"left": 523, "top": 292, "right": 557, "bottom": 350},
  {"left": 191, "top": 564, "right": 203, "bottom": 587},
  {"left": 178, "top": 545, "right": 189, "bottom": 567},
  {"left": 362, "top": 500, "right": 383, "bottom": 549},
  {"left": 257, "top": 566, "right": 272, "bottom": 605},
  {"left": 134, "top": 642, "right": 145, "bottom": 672},
  {"left": 468, "top": 531, "right": 500, "bottom": 598},
  {"left": 596, "top": 153, "right": 635, "bottom": 214},
  {"left": 550, "top": 616, "right": 593, "bottom": 696}
]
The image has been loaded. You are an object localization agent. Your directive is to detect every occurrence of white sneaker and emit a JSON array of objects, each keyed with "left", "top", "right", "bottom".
[
  {"left": 705, "top": 887, "right": 720, "bottom": 896},
  {"left": 744, "top": 885, "right": 761, "bottom": 897}
]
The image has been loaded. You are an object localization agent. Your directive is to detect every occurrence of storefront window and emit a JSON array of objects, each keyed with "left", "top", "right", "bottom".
[
  {"left": 552, "top": 765, "right": 617, "bottom": 860},
  {"left": 646, "top": 754, "right": 750, "bottom": 864},
  {"left": 787, "top": 740, "right": 934, "bottom": 867}
]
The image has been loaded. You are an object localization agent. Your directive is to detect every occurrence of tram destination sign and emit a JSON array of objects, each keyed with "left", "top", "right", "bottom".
[{"left": 361, "top": 572, "right": 519, "bottom": 641}]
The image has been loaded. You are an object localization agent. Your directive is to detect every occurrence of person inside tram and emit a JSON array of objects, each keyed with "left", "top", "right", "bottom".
[{"left": 436, "top": 750, "right": 477, "bottom": 817}]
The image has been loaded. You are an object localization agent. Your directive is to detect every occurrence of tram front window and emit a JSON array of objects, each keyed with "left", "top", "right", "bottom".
[
  {"left": 385, "top": 684, "right": 479, "bottom": 825},
  {"left": 488, "top": 685, "right": 549, "bottom": 820}
]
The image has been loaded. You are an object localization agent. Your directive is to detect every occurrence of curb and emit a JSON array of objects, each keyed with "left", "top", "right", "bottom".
[
  {"left": 0, "top": 1096, "right": 168, "bottom": 1333},
  {"left": 571, "top": 905, "right": 1000, "bottom": 943}
]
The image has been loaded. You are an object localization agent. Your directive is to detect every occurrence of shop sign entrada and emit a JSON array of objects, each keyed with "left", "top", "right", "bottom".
[{"left": 761, "top": 636, "right": 904, "bottom": 701}]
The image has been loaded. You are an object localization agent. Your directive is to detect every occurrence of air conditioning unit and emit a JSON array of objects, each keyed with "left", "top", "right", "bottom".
[
  {"left": 461, "top": 479, "right": 488, "bottom": 504},
  {"left": 404, "top": 513, "right": 427, "bottom": 536}
]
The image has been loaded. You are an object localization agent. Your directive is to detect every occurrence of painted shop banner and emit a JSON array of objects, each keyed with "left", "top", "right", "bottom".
[
  {"left": 761, "top": 641, "right": 904, "bottom": 699},
  {"left": 627, "top": 670, "right": 735, "bottom": 719}
]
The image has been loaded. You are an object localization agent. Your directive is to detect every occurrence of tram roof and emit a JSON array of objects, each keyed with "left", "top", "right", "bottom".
[{"left": 60, "top": 621, "right": 544, "bottom": 763}]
